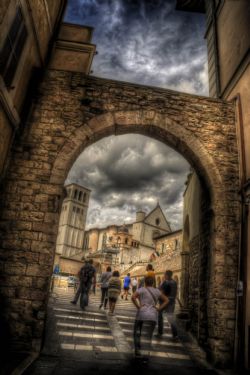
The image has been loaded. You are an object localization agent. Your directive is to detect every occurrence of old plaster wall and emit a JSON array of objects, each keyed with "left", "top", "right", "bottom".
[{"left": 0, "top": 69, "right": 240, "bottom": 366}]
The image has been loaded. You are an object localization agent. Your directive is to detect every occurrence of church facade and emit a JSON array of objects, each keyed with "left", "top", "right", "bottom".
[{"left": 83, "top": 204, "right": 172, "bottom": 273}]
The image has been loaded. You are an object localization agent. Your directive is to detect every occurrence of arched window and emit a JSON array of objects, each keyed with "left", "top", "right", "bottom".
[
  {"left": 155, "top": 218, "right": 160, "bottom": 226},
  {"left": 79, "top": 191, "right": 82, "bottom": 201},
  {"left": 125, "top": 238, "right": 128, "bottom": 244}
]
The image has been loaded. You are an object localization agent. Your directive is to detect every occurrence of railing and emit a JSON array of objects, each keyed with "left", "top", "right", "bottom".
[{"left": 122, "top": 260, "right": 148, "bottom": 274}]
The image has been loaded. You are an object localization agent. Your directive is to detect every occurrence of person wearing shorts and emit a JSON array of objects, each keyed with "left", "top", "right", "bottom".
[
  {"left": 121, "top": 273, "right": 131, "bottom": 300},
  {"left": 107, "top": 271, "right": 121, "bottom": 315}
]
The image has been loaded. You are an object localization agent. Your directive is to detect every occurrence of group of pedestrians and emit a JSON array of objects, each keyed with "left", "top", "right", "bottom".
[{"left": 70, "top": 259, "right": 178, "bottom": 362}]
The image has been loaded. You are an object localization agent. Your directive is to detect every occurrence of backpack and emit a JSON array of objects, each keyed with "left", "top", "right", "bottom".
[{"left": 80, "top": 264, "right": 95, "bottom": 284}]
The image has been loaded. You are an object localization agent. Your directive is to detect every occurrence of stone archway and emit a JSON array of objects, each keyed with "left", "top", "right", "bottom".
[{"left": 0, "top": 70, "right": 240, "bottom": 366}]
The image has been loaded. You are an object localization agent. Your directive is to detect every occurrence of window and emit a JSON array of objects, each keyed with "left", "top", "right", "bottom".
[
  {"left": 74, "top": 190, "right": 78, "bottom": 199},
  {"left": 0, "top": 7, "right": 28, "bottom": 87},
  {"left": 155, "top": 218, "right": 160, "bottom": 226},
  {"left": 161, "top": 243, "right": 165, "bottom": 253},
  {"left": 79, "top": 191, "right": 82, "bottom": 201},
  {"left": 83, "top": 192, "right": 86, "bottom": 202},
  {"left": 125, "top": 238, "right": 128, "bottom": 245}
]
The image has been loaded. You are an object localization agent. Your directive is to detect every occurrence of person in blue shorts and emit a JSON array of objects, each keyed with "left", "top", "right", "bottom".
[{"left": 121, "top": 273, "right": 131, "bottom": 300}]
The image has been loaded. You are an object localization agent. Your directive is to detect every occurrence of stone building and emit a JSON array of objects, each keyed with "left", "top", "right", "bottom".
[
  {"left": 0, "top": 0, "right": 66, "bottom": 181},
  {"left": 83, "top": 204, "right": 171, "bottom": 273},
  {"left": 176, "top": 0, "right": 250, "bottom": 368},
  {"left": 0, "top": 0, "right": 96, "bottom": 183},
  {"left": 54, "top": 183, "right": 91, "bottom": 274},
  {"left": 123, "top": 229, "right": 182, "bottom": 298}
]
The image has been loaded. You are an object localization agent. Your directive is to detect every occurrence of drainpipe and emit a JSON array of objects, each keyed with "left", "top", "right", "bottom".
[{"left": 231, "top": 94, "right": 247, "bottom": 366}]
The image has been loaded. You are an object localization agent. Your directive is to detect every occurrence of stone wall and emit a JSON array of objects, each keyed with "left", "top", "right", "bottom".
[{"left": 0, "top": 70, "right": 240, "bottom": 366}]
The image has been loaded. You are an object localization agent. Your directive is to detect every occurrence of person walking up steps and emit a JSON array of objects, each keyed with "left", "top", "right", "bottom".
[
  {"left": 156, "top": 269, "right": 178, "bottom": 340},
  {"left": 132, "top": 276, "right": 168, "bottom": 362},
  {"left": 121, "top": 273, "right": 131, "bottom": 300},
  {"left": 131, "top": 277, "right": 138, "bottom": 293},
  {"left": 107, "top": 271, "right": 121, "bottom": 315},
  {"left": 99, "top": 266, "right": 112, "bottom": 309},
  {"left": 71, "top": 259, "right": 96, "bottom": 310}
]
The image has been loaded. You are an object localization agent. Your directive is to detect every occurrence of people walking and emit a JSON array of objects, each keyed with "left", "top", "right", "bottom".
[
  {"left": 138, "top": 264, "right": 156, "bottom": 288},
  {"left": 71, "top": 259, "right": 96, "bottom": 310},
  {"left": 132, "top": 276, "right": 168, "bottom": 361},
  {"left": 156, "top": 270, "right": 178, "bottom": 340},
  {"left": 131, "top": 277, "right": 138, "bottom": 293},
  {"left": 99, "top": 266, "right": 112, "bottom": 309},
  {"left": 146, "top": 264, "right": 156, "bottom": 287},
  {"left": 107, "top": 271, "right": 121, "bottom": 315},
  {"left": 121, "top": 273, "right": 131, "bottom": 300}
]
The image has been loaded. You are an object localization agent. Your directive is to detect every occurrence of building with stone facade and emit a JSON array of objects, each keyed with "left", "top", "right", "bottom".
[
  {"left": 0, "top": 0, "right": 66, "bottom": 181},
  {"left": 176, "top": 0, "right": 250, "bottom": 368},
  {"left": 124, "top": 229, "right": 182, "bottom": 298},
  {"left": 0, "top": 1, "right": 96, "bottom": 183},
  {"left": 83, "top": 204, "right": 171, "bottom": 273},
  {"left": 54, "top": 183, "right": 90, "bottom": 274}
]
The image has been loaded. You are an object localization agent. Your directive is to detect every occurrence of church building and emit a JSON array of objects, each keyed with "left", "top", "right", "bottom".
[{"left": 83, "top": 203, "right": 171, "bottom": 273}]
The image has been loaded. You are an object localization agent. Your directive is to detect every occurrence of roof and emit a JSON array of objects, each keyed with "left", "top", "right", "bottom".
[
  {"left": 64, "top": 183, "right": 91, "bottom": 192},
  {"left": 154, "top": 229, "right": 182, "bottom": 240}
]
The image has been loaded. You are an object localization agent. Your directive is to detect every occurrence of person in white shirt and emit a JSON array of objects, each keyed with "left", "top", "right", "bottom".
[
  {"left": 131, "top": 277, "right": 138, "bottom": 293},
  {"left": 131, "top": 276, "right": 168, "bottom": 361}
]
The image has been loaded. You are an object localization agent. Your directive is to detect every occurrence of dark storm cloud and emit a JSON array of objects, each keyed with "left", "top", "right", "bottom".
[
  {"left": 64, "top": 0, "right": 208, "bottom": 95},
  {"left": 64, "top": 1, "right": 206, "bottom": 229},
  {"left": 66, "top": 135, "right": 190, "bottom": 230}
]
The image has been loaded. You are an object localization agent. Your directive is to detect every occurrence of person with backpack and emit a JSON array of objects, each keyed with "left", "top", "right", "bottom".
[
  {"left": 99, "top": 266, "right": 112, "bottom": 310},
  {"left": 71, "top": 259, "right": 96, "bottom": 310},
  {"left": 131, "top": 276, "right": 168, "bottom": 361},
  {"left": 107, "top": 270, "right": 121, "bottom": 315}
]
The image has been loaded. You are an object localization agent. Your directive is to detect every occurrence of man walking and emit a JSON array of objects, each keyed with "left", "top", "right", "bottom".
[
  {"left": 156, "top": 270, "right": 178, "bottom": 340},
  {"left": 121, "top": 273, "right": 131, "bottom": 300},
  {"left": 71, "top": 259, "right": 96, "bottom": 310}
]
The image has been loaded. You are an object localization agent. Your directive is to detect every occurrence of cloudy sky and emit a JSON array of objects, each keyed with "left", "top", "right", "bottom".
[{"left": 64, "top": 0, "right": 208, "bottom": 230}]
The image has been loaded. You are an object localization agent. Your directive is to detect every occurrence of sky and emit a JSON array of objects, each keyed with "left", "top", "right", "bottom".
[{"left": 64, "top": 0, "right": 208, "bottom": 230}]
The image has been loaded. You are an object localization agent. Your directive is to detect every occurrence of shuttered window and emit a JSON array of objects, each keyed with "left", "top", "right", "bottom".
[{"left": 0, "top": 7, "right": 28, "bottom": 87}]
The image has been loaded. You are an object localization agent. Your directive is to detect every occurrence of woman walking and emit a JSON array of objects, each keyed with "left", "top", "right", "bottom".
[
  {"left": 107, "top": 271, "right": 121, "bottom": 315},
  {"left": 131, "top": 276, "right": 168, "bottom": 361},
  {"left": 99, "top": 266, "right": 112, "bottom": 309}
]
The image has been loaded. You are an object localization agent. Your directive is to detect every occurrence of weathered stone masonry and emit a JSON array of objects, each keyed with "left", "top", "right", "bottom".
[{"left": 0, "top": 69, "right": 240, "bottom": 365}]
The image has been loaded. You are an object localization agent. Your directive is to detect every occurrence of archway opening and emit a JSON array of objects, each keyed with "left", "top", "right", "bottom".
[{"left": 47, "top": 132, "right": 212, "bottom": 363}]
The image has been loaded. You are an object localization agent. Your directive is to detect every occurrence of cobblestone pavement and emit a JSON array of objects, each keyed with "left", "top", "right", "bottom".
[{"left": 24, "top": 287, "right": 218, "bottom": 375}]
